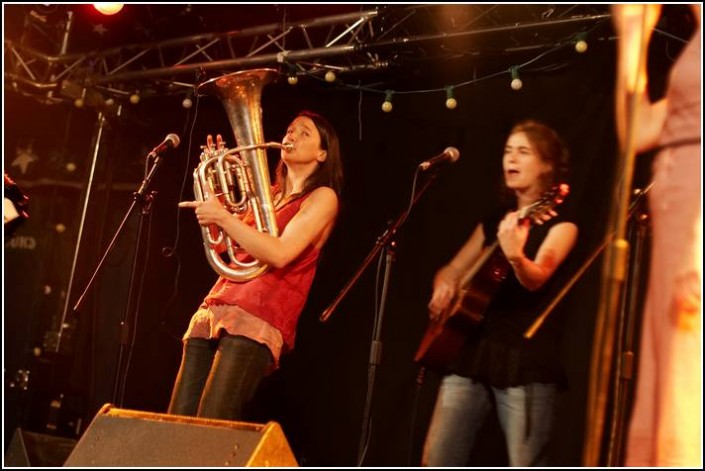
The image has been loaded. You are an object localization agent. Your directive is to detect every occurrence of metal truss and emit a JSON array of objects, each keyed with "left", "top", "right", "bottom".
[
  {"left": 4, "top": 4, "right": 612, "bottom": 107},
  {"left": 4, "top": 7, "right": 386, "bottom": 105}
]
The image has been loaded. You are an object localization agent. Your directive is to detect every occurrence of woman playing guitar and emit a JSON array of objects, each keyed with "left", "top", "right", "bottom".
[{"left": 421, "top": 120, "right": 578, "bottom": 467}]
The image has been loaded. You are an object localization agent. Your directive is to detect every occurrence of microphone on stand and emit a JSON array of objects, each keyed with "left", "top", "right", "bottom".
[
  {"left": 148, "top": 133, "right": 181, "bottom": 159},
  {"left": 136, "top": 134, "right": 181, "bottom": 196},
  {"left": 418, "top": 147, "right": 460, "bottom": 171}
]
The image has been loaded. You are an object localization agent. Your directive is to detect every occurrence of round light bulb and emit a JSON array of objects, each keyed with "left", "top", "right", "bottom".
[
  {"left": 182, "top": 97, "right": 193, "bottom": 109},
  {"left": 105, "top": 97, "right": 115, "bottom": 106},
  {"left": 511, "top": 78, "right": 523, "bottom": 91},
  {"left": 129, "top": 93, "right": 140, "bottom": 104},
  {"left": 74, "top": 98, "right": 85, "bottom": 108},
  {"left": 575, "top": 40, "right": 588, "bottom": 53},
  {"left": 94, "top": 3, "right": 124, "bottom": 15},
  {"left": 325, "top": 71, "right": 336, "bottom": 83},
  {"left": 55, "top": 223, "right": 66, "bottom": 233},
  {"left": 382, "top": 100, "right": 393, "bottom": 113},
  {"left": 445, "top": 97, "right": 457, "bottom": 109},
  {"left": 287, "top": 75, "right": 298, "bottom": 85},
  {"left": 65, "top": 162, "right": 77, "bottom": 173}
]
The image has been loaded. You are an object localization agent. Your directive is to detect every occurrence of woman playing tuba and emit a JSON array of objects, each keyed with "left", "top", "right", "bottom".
[{"left": 171, "top": 100, "right": 343, "bottom": 421}]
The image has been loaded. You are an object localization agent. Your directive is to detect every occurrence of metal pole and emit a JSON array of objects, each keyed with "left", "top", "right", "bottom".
[
  {"left": 55, "top": 111, "right": 106, "bottom": 352},
  {"left": 60, "top": 10, "right": 74, "bottom": 55},
  {"left": 607, "top": 199, "right": 649, "bottom": 466},
  {"left": 583, "top": 6, "right": 650, "bottom": 465}
]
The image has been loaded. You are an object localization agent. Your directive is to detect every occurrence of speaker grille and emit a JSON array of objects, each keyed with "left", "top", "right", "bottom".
[{"left": 64, "top": 404, "right": 297, "bottom": 467}]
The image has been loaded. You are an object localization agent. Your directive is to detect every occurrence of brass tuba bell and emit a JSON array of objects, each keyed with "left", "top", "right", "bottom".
[{"left": 192, "top": 68, "right": 291, "bottom": 282}]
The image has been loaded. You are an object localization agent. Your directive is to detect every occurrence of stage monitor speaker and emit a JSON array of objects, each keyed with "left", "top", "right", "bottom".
[
  {"left": 5, "top": 428, "right": 77, "bottom": 467},
  {"left": 63, "top": 404, "right": 298, "bottom": 467}
]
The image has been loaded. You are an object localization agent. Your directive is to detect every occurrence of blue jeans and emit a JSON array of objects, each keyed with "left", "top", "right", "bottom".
[
  {"left": 422, "top": 374, "right": 557, "bottom": 467},
  {"left": 168, "top": 335, "right": 273, "bottom": 421}
]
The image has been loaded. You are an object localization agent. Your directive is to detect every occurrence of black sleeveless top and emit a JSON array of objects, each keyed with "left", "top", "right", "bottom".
[{"left": 450, "top": 204, "right": 577, "bottom": 389}]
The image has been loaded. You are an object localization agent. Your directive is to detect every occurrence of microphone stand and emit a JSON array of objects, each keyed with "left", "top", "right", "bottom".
[
  {"left": 524, "top": 184, "right": 652, "bottom": 340},
  {"left": 320, "top": 170, "right": 438, "bottom": 323},
  {"left": 607, "top": 187, "right": 650, "bottom": 466},
  {"left": 320, "top": 168, "right": 440, "bottom": 466},
  {"left": 73, "top": 151, "right": 166, "bottom": 406},
  {"left": 583, "top": 7, "right": 651, "bottom": 465},
  {"left": 522, "top": 184, "right": 652, "bottom": 464}
]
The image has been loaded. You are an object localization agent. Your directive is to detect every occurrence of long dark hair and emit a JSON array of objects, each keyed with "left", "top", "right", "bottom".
[{"left": 275, "top": 110, "right": 344, "bottom": 199}]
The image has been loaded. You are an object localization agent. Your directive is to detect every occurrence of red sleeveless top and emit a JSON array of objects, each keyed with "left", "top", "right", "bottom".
[{"left": 203, "top": 194, "right": 320, "bottom": 352}]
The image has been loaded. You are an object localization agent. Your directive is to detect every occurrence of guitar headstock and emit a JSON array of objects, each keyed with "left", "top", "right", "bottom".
[{"left": 518, "top": 183, "right": 570, "bottom": 225}]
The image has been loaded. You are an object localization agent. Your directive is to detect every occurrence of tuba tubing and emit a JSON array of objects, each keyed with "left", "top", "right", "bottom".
[{"left": 192, "top": 69, "right": 289, "bottom": 282}]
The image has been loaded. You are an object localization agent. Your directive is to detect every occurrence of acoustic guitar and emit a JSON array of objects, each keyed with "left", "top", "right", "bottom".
[{"left": 414, "top": 183, "right": 569, "bottom": 371}]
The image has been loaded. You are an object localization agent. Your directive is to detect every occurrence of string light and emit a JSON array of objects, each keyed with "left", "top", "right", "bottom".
[
  {"left": 287, "top": 64, "right": 299, "bottom": 85},
  {"left": 79, "top": 19, "right": 615, "bottom": 111},
  {"left": 382, "top": 90, "right": 394, "bottom": 112},
  {"left": 74, "top": 88, "right": 87, "bottom": 108},
  {"left": 510, "top": 67, "right": 523, "bottom": 91},
  {"left": 575, "top": 33, "right": 588, "bottom": 53},
  {"left": 177, "top": 21, "right": 609, "bottom": 112},
  {"left": 445, "top": 86, "right": 457, "bottom": 109},
  {"left": 182, "top": 90, "right": 193, "bottom": 109}
]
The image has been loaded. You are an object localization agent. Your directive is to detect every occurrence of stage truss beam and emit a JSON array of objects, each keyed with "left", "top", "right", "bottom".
[{"left": 4, "top": 5, "right": 611, "bottom": 106}]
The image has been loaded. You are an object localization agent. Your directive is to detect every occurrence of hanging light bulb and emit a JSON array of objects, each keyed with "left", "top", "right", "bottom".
[
  {"left": 287, "top": 64, "right": 298, "bottom": 85},
  {"left": 382, "top": 90, "right": 394, "bottom": 112},
  {"left": 182, "top": 90, "right": 194, "bottom": 109},
  {"left": 325, "top": 70, "right": 336, "bottom": 83},
  {"left": 575, "top": 33, "right": 588, "bottom": 53},
  {"left": 129, "top": 91, "right": 140, "bottom": 104},
  {"left": 74, "top": 88, "right": 87, "bottom": 108},
  {"left": 510, "top": 67, "right": 523, "bottom": 91},
  {"left": 93, "top": 3, "right": 124, "bottom": 15},
  {"left": 445, "top": 86, "right": 457, "bottom": 110}
]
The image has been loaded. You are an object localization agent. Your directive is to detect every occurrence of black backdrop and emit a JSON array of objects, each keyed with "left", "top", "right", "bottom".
[{"left": 3, "top": 4, "right": 690, "bottom": 466}]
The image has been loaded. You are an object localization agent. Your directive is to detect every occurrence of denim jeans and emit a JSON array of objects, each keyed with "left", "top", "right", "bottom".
[
  {"left": 168, "top": 335, "right": 273, "bottom": 421},
  {"left": 422, "top": 374, "right": 557, "bottom": 467}
]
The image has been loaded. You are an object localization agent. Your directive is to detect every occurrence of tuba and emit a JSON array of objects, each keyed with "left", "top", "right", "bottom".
[{"left": 192, "top": 68, "right": 291, "bottom": 282}]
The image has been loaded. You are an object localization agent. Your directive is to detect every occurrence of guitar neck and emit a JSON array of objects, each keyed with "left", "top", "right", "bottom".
[{"left": 458, "top": 240, "right": 501, "bottom": 288}]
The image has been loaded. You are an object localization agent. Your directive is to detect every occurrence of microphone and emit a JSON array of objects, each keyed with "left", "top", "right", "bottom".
[
  {"left": 418, "top": 147, "right": 460, "bottom": 171},
  {"left": 148, "top": 133, "right": 181, "bottom": 159}
]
